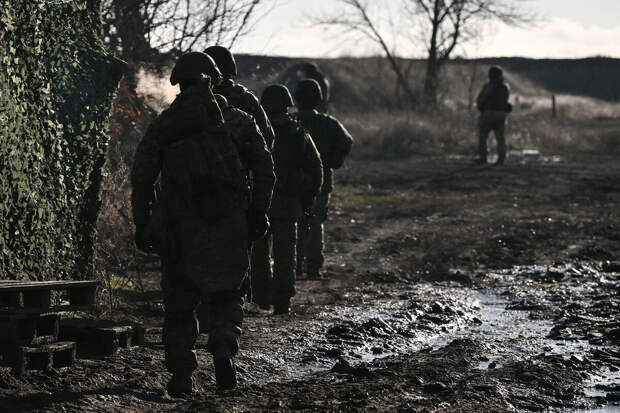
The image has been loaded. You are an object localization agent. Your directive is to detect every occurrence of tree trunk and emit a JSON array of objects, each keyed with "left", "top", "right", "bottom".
[{"left": 424, "top": 41, "right": 439, "bottom": 106}]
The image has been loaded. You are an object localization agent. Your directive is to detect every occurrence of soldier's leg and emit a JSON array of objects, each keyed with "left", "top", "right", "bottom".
[
  {"left": 494, "top": 119, "right": 507, "bottom": 164},
  {"left": 250, "top": 232, "right": 272, "bottom": 309},
  {"left": 478, "top": 114, "right": 492, "bottom": 163},
  {"left": 161, "top": 272, "right": 200, "bottom": 395},
  {"left": 271, "top": 219, "right": 297, "bottom": 314},
  {"left": 305, "top": 193, "right": 330, "bottom": 279},
  {"left": 203, "top": 290, "right": 244, "bottom": 390},
  {"left": 296, "top": 216, "right": 307, "bottom": 278}
]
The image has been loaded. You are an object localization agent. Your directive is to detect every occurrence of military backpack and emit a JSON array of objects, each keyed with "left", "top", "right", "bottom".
[{"left": 160, "top": 124, "right": 249, "bottom": 222}]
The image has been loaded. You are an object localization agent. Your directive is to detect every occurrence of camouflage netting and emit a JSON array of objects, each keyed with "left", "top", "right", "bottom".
[{"left": 0, "top": 0, "right": 124, "bottom": 280}]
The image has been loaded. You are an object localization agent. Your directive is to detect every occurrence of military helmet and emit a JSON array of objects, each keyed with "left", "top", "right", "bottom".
[
  {"left": 170, "top": 52, "right": 222, "bottom": 86},
  {"left": 205, "top": 46, "right": 237, "bottom": 78},
  {"left": 300, "top": 62, "right": 318, "bottom": 74},
  {"left": 294, "top": 78, "right": 323, "bottom": 109},
  {"left": 261, "top": 84, "right": 294, "bottom": 113},
  {"left": 489, "top": 65, "right": 503, "bottom": 80}
]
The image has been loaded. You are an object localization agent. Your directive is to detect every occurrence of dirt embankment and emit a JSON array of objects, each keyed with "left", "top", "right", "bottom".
[{"left": 1, "top": 154, "right": 619, "bottom": 412}]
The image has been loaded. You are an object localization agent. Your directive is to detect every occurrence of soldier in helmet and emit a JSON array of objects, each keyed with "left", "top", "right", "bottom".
[
  {"left": 205, "top": 45, "right": 275, "bottom": 148},
  {"left": 298, "top": 62, "right": 330, "bottom": 113},
  {"left": 131, "top": 52, "right": 274, "bottom": 396},
  {"left": 250, "top": 85, "right": 323, "bottom": 314},
  {"left": 476, "top": 65, "right": 512, "bottom": 165},
  {"left": 294, "top": 79, "right": 353, "bottom": 280}
]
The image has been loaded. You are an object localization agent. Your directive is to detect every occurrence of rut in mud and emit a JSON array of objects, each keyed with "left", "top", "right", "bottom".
[{"left": 1, "top": 155, "right": 619, "bottom": 412}]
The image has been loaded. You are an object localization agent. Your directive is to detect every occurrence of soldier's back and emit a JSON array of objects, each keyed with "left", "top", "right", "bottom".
[
  {"left": 216, "top": 80, "right": 275, "bottom": 147},
  {"left": 296, "top": 109, "right": 351, "bottom": 162}
]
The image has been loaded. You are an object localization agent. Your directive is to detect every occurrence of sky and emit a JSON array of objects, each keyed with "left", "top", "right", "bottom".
[{"left": 234, "top": 0, "right": 620, "bottom": 58}]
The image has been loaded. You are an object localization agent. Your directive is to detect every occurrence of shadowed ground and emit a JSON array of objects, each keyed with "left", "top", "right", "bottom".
[{"left": 1, "top": 153, "right": 618, "bottom": 412}]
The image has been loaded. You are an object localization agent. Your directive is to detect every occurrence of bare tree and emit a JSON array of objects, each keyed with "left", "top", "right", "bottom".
[
  {"left": 317, "top": 0, "right": 532, "bottom": 107},
  {"left": 409, "top": 0, "right": 533, "bottom": 104},
  {"left": 316, "top": 0, "right": 418, "bottom": 106},
  {"left": 102, "top": 0, "right": 271, "bottom": 63}
]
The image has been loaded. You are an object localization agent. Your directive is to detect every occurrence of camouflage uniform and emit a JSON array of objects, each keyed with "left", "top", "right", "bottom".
[
  {"left": 251, "top": 112, "right": 323, "bottom": 311},
  {"left": 295, "top": 109, "right": 353, "bottom": 278},
  {"left": 476, "top": 67, "right": 511, "bottom": 164},
  {"left": 131, "top": 83, "right": 274, "bottom": 379},
  {"left": 214, "top": 79, "right": 276, "bottom": 149}
]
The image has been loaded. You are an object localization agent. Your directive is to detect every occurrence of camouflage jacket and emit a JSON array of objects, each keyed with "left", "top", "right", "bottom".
[
  {"left": 221, "top": 105, "right": 275, "bottom": 214},
  {"left": 295, "top": 109, "right": 353, "bottom": 194},
  {"left": 268, "top": 113, "right": 323, "bottom": 220},
  {"left": 131, "top": 83, "right": 272, "bottom": 290},
  {"left": 131, "top": 82, "right": 227, "bottom": 228},
  {"left": 476, "top": 80, "right": 511, "bottom": 113},
  {"left": 215, "top": 79, "right": 275, "bottom": 149}
]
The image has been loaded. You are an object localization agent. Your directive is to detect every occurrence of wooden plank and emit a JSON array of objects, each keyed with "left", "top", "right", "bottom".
[
  {"left": 11, "top": 341, "right": 76, "bottom": 376},
  {"left": 51, "top": 341, "right": 76, "bottom": 369},
  {"left": 0, "top": 280, "right": 98, "bottom": 293},
  {"left": 60, "top": 319, "right": 143, "bottom": 355},
  {"left": 0, "top": 314, "right": 59, "bottom": 349},
  {"left": 0, "top": 304, "right": 93, "bottom": 315}
]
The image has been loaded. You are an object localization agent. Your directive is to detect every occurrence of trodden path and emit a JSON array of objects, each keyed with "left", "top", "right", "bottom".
[{"left": 1, "top": 154, "right": 619, "bottom": 412}]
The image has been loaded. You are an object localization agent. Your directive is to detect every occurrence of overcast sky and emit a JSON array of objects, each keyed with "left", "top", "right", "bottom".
[{"left": 234, "top": 0, "right": 620, "bottom": 58}]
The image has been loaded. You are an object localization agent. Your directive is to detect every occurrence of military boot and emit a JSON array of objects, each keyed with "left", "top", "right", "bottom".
[
  {"left": 306, "top": 266, "right": 323, "bottom": 280},
  {"left": 273, "top": 297, "right": 290, "bottom": 315},
  {"left": 214, "top": 356, "right": 237, "bottom": 390},
  {"left": 166, "top": 373, "right": 193, "bottom": 397}
]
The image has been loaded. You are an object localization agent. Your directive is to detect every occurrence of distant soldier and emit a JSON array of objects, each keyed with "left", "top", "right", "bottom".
[
  {"left": 294, "top": 79, "right": 353, "bottom": 279},
  {"left": 250, "top": 85, "right": 323, "bottom": 314},
  {"left": 298, "top": 62, "right": 330, "bottom": 113},
  {"left": 205, "top": 45, "right": 276, "bottom": 148},
  {"left": 476, "top": 66, "right": 512, "bottom": 165},
  {"left": 131, "top": 52, "right": 274, "bottom": 396}
]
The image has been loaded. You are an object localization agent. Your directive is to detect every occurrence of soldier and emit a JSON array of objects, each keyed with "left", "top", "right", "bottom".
[
  {"left": 298, "top": 62, "right": 330, "bottom": 113},
  {"left": 250, "top": 85, "right": 323, "bottom": 314},
  {"left": 131, "top": 52, "right": 274, "bottom": 396},
  {"left": 205, "top": 45, "right": 276, "bottom": 148},
  {"left": 476, "top": 66, "right": 512, "bottom": 165},
  {"left": 192, "top": 93, "right": 274, "bottom": 320},
  {"left": 294, "top": 79, "right": 353, "bottom": 279}
]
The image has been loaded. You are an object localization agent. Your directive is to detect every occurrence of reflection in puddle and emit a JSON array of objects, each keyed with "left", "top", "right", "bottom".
[{"left": 241, "top": 275, "right": 618, "bottom": 410}]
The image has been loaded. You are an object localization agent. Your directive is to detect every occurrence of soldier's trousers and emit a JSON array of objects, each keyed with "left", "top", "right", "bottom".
[
  {"left": 162, "top": 274, "right": 243, "bottom": 375},
  {"left": 479, "top": 110, "right": 507, "bottom": 162},
  {"left": 251, "top": 219, "right": 298, "bottom": 306},
  {"left": 297, "top": 193, "right": 330, "bottom": 277}
]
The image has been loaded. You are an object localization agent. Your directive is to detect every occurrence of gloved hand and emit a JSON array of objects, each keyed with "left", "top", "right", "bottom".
[
  {"left": 248, "top": 210, "right": 269, "bottom": 241},
  {"left": 135, "top": 224, "right": 154, "bottom": 253}
]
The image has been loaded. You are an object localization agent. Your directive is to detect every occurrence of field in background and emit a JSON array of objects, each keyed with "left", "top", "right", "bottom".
[{"left": 233, "top": 55, "right": 620, "bottom": 159}]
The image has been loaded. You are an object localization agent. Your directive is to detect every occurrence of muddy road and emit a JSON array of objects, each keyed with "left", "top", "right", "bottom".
[{"left": 1, "top": 155, "right": 619, "bottom": 412}]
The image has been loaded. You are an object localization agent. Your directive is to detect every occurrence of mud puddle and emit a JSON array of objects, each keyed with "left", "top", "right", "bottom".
[
  {"left": 448, "top": 292, "right": 619, "bottom": 410},
  {"left": 238, "top": 265, "right": 618, "bottom": 411},
  {"left": 238, "top": 282, "right": 482, "bottom": 384}
]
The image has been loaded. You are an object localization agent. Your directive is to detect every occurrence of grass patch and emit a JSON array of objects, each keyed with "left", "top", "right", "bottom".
[
  {"left": 108, "top": 274, "right": 136, "bottom": 292},
  {"left": 332, "top": 185, "right": 413, "bottom": 210}
]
